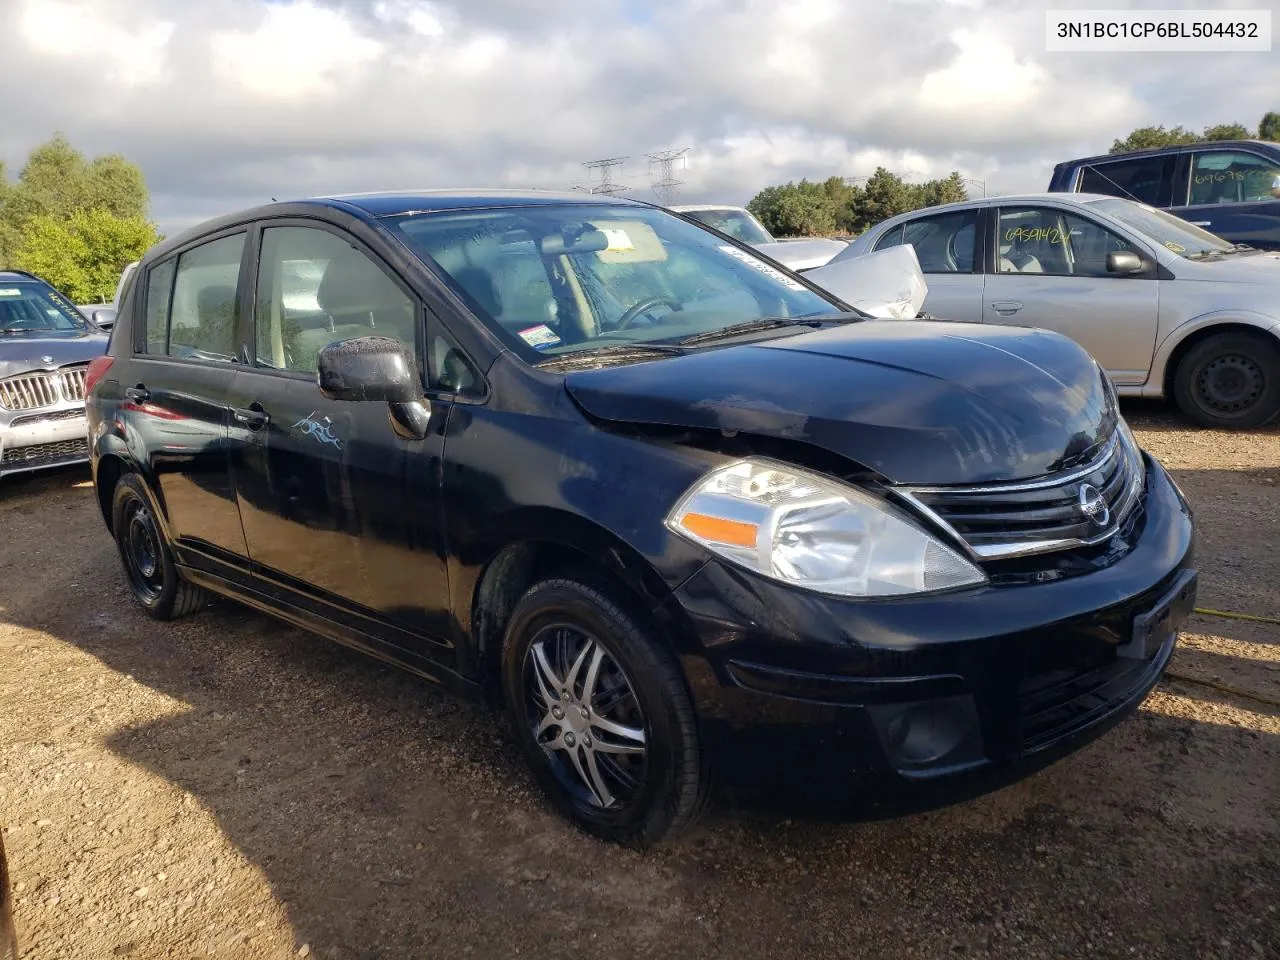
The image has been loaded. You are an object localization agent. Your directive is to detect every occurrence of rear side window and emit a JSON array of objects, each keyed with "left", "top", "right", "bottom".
[
  {"left": 876, "top": 211, "right": 978, "bottom": 274},
  {"left": 1077, "top": 156, "right": 1170, "bottom": 207},
  {"left": 143, "top": 259, "right": 175, "bottom": 354}
]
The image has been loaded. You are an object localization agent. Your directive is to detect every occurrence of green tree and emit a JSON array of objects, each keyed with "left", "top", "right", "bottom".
[
  {"left": 747, "top": 179, "right": 837, "bottom": 236},
  {"left": 13, "top": 208, "right": 159, "bottom": 302},
  {"left": 0, "top": 133, "right": 152, "bottom": 269},
  {"left": 1202, "top": 122, "right": 1253, "bottom": 141},
  {"left": 915, "top": 171, "right": 969, "bottom": 208},
  {"left": 849, "top": 168, "right": 920, "bottom": 231},
  {"left": 1110, "top": 125, "right": 1202, "bottom": 154},
  {"left": 1259, "top": 111, "right": 1280, "bottom": 141}
]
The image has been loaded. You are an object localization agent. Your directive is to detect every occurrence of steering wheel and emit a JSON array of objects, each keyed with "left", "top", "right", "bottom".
[{"left": 614, "top": 296, "right": 682, "bottom": 331}]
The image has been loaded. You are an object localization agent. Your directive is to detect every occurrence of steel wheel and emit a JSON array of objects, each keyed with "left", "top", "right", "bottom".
[
  {"left": 524, "top": 625, "right": 648, "bottom": 809},
  {"left": 120, "top": 496, "right": 165, "bottom": 604},
  {"left": 1195, "top": 353, "right": 1265, "bottom": 417}
]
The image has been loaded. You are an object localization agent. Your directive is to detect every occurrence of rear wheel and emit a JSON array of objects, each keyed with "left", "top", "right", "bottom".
[
  {"left": 501, "top": 577, "right": 708, "bottom": 846},
  {"left": 1172, "top": 332, "right": 1280, "bottom": 428},
  {"left": 112, "top": 473, "right": 209, "bottom": 620}
]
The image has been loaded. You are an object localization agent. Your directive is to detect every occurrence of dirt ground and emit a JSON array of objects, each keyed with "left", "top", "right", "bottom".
[{"left": 1, "top": 399, "right": 1277, "bottom": 960}]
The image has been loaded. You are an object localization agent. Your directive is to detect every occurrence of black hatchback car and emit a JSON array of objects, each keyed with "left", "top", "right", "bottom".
[{"left": 86, "top": 191, "right": 1196, "bottom": 844}]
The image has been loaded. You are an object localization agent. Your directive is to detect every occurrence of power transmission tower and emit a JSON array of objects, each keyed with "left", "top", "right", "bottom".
[
  {"left": 647, "top": 148, "right": 690, "bottom": 205},
  {"left": 581, "top": 157, "right": 631, "bottom": 195}
]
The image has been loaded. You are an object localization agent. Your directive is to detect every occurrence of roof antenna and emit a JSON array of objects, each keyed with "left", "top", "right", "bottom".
[{"left": 270, "top": 197, "right": 278, "bottom": 202}]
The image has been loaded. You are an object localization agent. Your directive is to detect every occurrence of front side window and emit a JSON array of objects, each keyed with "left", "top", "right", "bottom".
[
  {"left": 0, "top": 282, "right": 90, "bottom": 336},
  {"left": 895, "top": 211, "right": 978, "bottom": 273},
  {"left": 1078, "top": 156, "right": 1170, "bottom": 206},
  {"left": 387, "top": 204, "right": 837, "bottom": 361},
  {"left": 997, "top": 208, "right": 1134, "bottom": 278},
  {"left": 166, "top": 234, "right": 246, "bottom": 363},
  {"left": 1188, "top": 151, "right": 1280, "bottom": 206},
  {"left": 872, "top": 224, "right": 905, "bottom": 251},
  {"left": 254, "top": 227, "right": 416, "bottom": 375}
]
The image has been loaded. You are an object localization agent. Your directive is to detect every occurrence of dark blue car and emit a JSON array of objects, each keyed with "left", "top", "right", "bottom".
[
  {"left": 1049, "top": 140, "right": 1280, "bottom": 250},
  {"left": 85, "top": 191, "right": 1196, "bottom": 845}
]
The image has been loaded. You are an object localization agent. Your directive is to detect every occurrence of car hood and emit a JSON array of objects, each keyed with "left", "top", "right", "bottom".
[
  {"left": 564, "top": 320, "right": 1115, "bottom": 485},
  {"left": 752, "top": 238, "right": 847, "bottom": 271},
  {"left": 1173, "top": 250, "right": 1280, "bottom": 284},
  {"left": 0, "top": 330, "right": 109, "bottom": 379}
]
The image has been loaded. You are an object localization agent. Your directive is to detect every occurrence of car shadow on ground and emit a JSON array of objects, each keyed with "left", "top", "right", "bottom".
[{"left": 2, "top": 471, "right": 1277, "bottom": 958}]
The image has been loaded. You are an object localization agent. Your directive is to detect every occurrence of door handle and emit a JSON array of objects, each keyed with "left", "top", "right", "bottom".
[
  {"left": 1189, "top": 221, "right": 1212, "bottom": 227},
  {"left": 124, "top": 385, "right": 149, "bottom": 403},
  {"left": 990, "top": 301, "right": 1023, "bottom": 315},
  {"left": 232, "top": 404, "right": 269, "bottom": 429}
]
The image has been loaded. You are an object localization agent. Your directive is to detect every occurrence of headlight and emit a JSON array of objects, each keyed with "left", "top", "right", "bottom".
[{"left": 665, "top": 458, "right": 986, "bottom": 598}]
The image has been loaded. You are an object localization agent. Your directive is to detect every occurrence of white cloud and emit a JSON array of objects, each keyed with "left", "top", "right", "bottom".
[
  {"left": 210, "top": 1, "right": 382, "bottom": 99},
  {"left": 0, "top": 0, "right": 1276, "bottom": 234},
  {"left": 19, "top": 0, "right": 174, "bottom": 86}
]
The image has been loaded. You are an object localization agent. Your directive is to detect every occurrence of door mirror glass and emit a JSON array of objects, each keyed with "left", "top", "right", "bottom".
[
  {"left": 1106, "top": 250, "right": 1144, "bottom": 275},
  {"left": 317, "top": 336, "right": 421, "bottom": 403},
  {"left": 90, "top": 307, "right": 117, "bottom": 329}
]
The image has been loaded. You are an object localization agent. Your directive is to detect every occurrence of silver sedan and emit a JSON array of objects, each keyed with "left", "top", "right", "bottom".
[{"left": 829, "top": 193, "right": 1280, "bottom": 428}]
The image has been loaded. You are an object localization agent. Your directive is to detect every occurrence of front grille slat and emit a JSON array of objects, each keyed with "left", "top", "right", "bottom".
[
  {"left": 9, "top": 407, "right": 86, "bottom": 428},
  {"left": 0, "top": 437, "right": 89, "bottom": 469},
  {"left": 899, "top": 430, "right": 1145, "bottom": 562}
]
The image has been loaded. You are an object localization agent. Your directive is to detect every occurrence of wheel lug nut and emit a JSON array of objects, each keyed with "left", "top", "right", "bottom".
[
  {"left": 564, "top": 733, "right": 576, "bottom": 747},
  {"left": 583, "top": 734, "right": 592, "bottom": 747},
  {"left": 560, "top": 692, "right": 570, "bottom": 702},
  {"left": 551, "top": 706, "right": 564, "bottom": 720},
  {"left": 579, "top": 706, "right": 589, "bottom": 719}
]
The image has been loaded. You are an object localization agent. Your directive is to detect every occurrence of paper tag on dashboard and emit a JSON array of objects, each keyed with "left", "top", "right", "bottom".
[
  {"left": 717, "top": 245, "right": 806, "bottom": 290},
  {"left": 518, "top": 324, "right": 562, "bottom": 349},
  {"left": 601, "top": 228, "right": 635, "bottom": 252}
]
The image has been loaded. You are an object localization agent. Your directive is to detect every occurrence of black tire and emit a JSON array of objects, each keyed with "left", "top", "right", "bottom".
[
  {"left": 111, "top": 473, "right": 209, "bottom": 620},
  {"left": 501, "top": 577, "right": 709, "bottom": 846},
  {"left": 1171, "top": 332, "right": 1280, "bottom": 429}
]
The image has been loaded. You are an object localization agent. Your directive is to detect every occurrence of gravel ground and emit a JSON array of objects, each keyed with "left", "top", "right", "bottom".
[{"left": 1, "top": 400, "right": 1277, "bottom": 960}]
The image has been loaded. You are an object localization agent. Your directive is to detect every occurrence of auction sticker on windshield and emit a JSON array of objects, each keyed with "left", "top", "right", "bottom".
[
  {"left": 717, "top": 245, "right": 807, "bottom": 290},
  {"left": 518, "top": 324, "right": 562, "bottom": 350},
  {"left": 0, "top": 289, "right": 20, "bottom": 297}
]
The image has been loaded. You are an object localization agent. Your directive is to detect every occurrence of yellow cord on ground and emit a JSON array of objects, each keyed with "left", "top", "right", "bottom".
[
  {"left": 1163, "top": 670, "right": 1280, "bottom": 709},
  {"left": 1193, "top": 606, "right": 1280, "bottom": 626}
]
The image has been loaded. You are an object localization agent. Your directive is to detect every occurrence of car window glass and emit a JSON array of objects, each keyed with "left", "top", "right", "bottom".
[
  {"left": 997, "top": 208, "right": 1133, "bottom": 278},
  {"left": 255, "top": 227, "right": 417, "bottom": 375},
  {"left": 1078, "top": 156, "right": 1167, "bottom": 206},
  {"left": 888, "top": 211, "right": 979, "bottom": 273},
  {"left": 168, "top": 234, "right": 245, "bottom": 363},
  {"left": 0, "top": 283, "right": 88, "bottom": 335},
  {"left": 143, "top": 259, "right": 175, "bottom": 354},
  {"left": 430, "top": 334, "right": 482, "bottom": 395},
  {"left": 872, "top": 225, "right": 904, "bottom": 251},
  {"left": 1189, "top": 151, "right": 1280, "bottom": 206}
]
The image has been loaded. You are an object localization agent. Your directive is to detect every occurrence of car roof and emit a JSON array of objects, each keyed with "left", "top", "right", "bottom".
[
  {"left": 1059, "top": 139, "right": 1279, "bottom": 166},
  {"left": 669, "top": 204, "right": 748, "bottom": 213},
  {"left": 0, "top": 270, "right": 44, "bottom": 283},
  {"left": 144, "top": 190, "right": 650, "bottom": 263},
  {"left": 873, "top": 192, "right": 1118, "bottom": 219}
]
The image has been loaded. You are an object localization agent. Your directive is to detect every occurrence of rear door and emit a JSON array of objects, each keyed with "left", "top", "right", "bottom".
[
  {"left": 981, "top": 205, "right": 1159, "bottom": 384},
  {"left": 227, "top": 221, "right": 455, "bottom": 666},
  {"left": 1073, "top": 153, "right": 1174, "bottom": 208},
  {"left": 1170, "top": 147, "right": 1280, "bottom": 250},
  {"left": 870, "top": 208, "right": 984, "bottom": 321},
  {"left": 122, "top": 231, "right": 250, "bottom": 575}
]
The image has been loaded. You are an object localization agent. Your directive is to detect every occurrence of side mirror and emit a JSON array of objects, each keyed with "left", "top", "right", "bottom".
[
  {"left": 91, "top": 308, "right": 116, "bottom": 330},
  {"left": 317, "top": 337, "right": 421, "bottom": 403},
  {"left": 1106, "top": 251, "right": 1145, "bottom": 275}
]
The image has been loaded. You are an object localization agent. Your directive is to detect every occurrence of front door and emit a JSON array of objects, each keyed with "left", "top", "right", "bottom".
[
  {"left": 228, "top": 223, "right": 454, "bottom": 666},
  {"left": 125, "top": 233, "right": 250, "bottom": 573},
  {"left": 982, "top": 206, "right": 1159, "bottom": 385}
]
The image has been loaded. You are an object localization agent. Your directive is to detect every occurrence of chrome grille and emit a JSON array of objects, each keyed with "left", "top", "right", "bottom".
[
  {"left": 898, "top": 429, "right": 1145, "bottom": 561},
  {"left": 0, "top": 371, "right": 58, "bottom": 411},
  {"left": 58, "top": 365, "right": 88, "bottom": 402}
]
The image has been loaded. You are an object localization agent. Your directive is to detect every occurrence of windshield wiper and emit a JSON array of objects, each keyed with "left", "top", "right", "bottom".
[
  {"left": 577, "top": 338, "right": 688, "bottom": 354},
  {"left": 676, "top": 313, "right": 859, "bottom": 347}
]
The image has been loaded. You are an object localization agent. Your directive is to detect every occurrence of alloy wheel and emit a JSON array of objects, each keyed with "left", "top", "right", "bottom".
[{"left": 523, "top": 625, "right": 648, "bottom": 809}]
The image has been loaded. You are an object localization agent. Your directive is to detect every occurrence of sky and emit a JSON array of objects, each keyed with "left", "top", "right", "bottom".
[{"left": 1, "top": 0, "right": 1277, "bottom": 235}]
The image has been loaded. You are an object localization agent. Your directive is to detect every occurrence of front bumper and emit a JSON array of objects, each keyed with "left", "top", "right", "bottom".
[
  {"left": 670, "top": 455, "right": 1196, "bottom": 818},
  {"left": 0, "top": 406, "right": 90, "bottom": 477}
]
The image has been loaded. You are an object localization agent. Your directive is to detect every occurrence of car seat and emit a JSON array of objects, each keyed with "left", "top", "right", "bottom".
[
  {"left": 196, "top": 285, "right": 236, "bottom": 357},
  {"left": 289, "top": 252, "right": 414, "bottom": 370}
]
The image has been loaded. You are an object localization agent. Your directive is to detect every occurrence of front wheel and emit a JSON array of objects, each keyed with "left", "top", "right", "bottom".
[
  {"left": 501, "top": 578, "right": 709, "bottom": 846},
  {"left": 1171, "top": 332, "right": 1280, "bottom": 429},
  {"left": 111, "top": 473, "right": 209, "bottom": 620}
]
